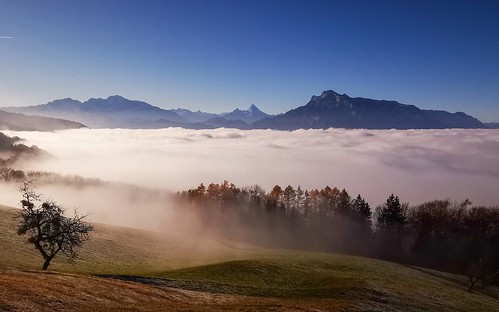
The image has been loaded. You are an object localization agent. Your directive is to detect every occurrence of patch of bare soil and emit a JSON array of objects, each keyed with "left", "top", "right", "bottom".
[{"left": 0, "top": 270, "right": 353, "bottom": 312}]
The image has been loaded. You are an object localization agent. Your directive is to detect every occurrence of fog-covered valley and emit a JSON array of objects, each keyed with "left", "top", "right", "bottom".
[{"left": 2, "top": 128, "right": 498, "bottom": 210}]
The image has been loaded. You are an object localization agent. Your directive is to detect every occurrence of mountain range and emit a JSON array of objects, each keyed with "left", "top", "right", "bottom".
[
  {"left": 1, "top": 96, "right": 272, "bottom": 129},
  {"left": 1, "top": 90, "right": 488, "bottom": 130}
]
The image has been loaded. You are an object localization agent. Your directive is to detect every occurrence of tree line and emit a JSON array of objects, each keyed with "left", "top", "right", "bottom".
[{"left": 177, "top": 181, "right": 499, "bottom": 291}]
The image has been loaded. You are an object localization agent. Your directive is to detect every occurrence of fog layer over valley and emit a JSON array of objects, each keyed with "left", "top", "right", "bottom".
[{"left": 2, "top": 128, "right": 498, "bottom": 211}]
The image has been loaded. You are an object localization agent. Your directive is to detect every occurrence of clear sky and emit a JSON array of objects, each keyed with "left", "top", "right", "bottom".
[{"left": 1, "top": 0, "right": 498, "bottom": 121}]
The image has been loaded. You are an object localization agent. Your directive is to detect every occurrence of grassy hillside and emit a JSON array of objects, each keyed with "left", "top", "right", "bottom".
[
  {"left": 2, "top": 204, "right": 499, "bottom": 311},
  {"left": 146, "top": 255, "right": 499, "bottom": 311},
  {"left": 0, "top": 205, "right": 263, "bottom": 274}
]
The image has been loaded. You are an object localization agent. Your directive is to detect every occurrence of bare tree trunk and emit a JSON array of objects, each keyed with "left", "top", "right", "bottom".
[
  {"left": 468, "top": 277, "right": 479, "bottom": 292},
  {"left": 35, "top": 241, "right": 51, "bottom": 270},
  {"left": 42, "top": 257, "right": 51, "bottom": 270}
]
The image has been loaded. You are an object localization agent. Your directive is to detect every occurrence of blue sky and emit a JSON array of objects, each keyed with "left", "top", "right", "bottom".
[{"left": 1, "top": 0, "right": 498, "bottom": 121}]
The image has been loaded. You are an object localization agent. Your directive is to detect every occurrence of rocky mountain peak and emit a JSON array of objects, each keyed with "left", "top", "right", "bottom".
[
  {"left": 248, "top": 104, "right": 260, "bottom": 112},
  {"left": 320, "top": 90, "right": 341, "bottom": 99}
]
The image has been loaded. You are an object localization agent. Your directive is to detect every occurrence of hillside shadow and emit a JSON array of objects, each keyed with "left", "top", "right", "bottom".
[{"left": 403, "top": 264, "right": 499, "bottom": 299}]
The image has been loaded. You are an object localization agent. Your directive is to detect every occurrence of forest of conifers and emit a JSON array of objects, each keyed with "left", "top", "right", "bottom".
[{"left": 177, "top": 181, "right": 499, "bottom": 290}]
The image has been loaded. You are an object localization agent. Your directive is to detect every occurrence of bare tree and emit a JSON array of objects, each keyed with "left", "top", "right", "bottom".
[
  {"left": 15, "top": 180, "right": 93, "bottom": 270},
  {"left": 0, "top": 167, "right": 26, "bottom": 182},
  {"left": 465, "top": 260, "right": 486, "bottom": 292}
]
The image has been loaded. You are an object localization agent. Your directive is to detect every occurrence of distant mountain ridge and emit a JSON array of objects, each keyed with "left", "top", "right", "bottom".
[
  {"left": 3, "top": 96, "right": 182, "bottom": 128},
  {"left": 170, "top": 108, "right": 219, "bottom": 123},
  {"left": 2, "top": 91, "right": 486, "bottom": 130},
  {"left": 254, "top": 90, "right": 484, "bottom": 130},
  {"left": 3, "top": 96, "right": 271, "bottom": 128},
  {"left": 222, "top": 104, "right": 272, "bottom": 123}
]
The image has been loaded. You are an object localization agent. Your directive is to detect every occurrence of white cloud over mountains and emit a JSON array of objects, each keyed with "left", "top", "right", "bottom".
[{"left": 5, "top": 128, "right": 499, "bottom": 207}]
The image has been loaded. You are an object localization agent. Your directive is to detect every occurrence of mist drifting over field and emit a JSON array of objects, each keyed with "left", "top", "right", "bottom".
[{"left": 3, "top": 128, "right": 499, "bottom": 208}]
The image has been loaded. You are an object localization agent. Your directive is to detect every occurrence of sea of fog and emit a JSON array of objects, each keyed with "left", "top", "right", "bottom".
[{"left": 4, "top": 128, "right": 499, "bottom": 209}]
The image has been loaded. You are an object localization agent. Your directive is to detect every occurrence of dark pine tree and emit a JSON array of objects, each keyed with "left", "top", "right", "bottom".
[
  {"left": 352, "top": 194, "right": 372, "bottom": 231},
  {"left": 376, "top": 194, "right": 408, "bottom": 259}
]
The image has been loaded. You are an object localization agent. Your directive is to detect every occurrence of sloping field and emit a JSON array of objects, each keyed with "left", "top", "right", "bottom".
[
  {"left": 0, "top": 270, "right": 355, "bottom": 312},
  {"left": 147, "top": 255, "right": 499, "bottom": 311},
  {"left": 2, "top": 204, "right": 499, "bottom": 311},
  {"left": 0, "top": 205, "right": 263, "bottom": 274}
]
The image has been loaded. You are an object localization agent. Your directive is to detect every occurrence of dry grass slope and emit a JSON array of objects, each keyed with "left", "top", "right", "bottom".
[{"left": 1, "top": 270, "right": 356, "bottom": 312}]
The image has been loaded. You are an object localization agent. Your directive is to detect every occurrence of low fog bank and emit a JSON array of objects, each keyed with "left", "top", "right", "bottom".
[
  {"left": 4, "top": 128, "right": 499, "bottom": 207},
  {"left": 0, "top": 181, "right": 204, "bottom": 237}
]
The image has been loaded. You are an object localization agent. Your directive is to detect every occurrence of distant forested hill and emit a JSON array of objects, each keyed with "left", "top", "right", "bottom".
[
  {"left": 0, "top": 132, "right": 41, "bottom": 167},
  {"left": 0, "top": 109, "right": 85, "bottom": 131}
]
